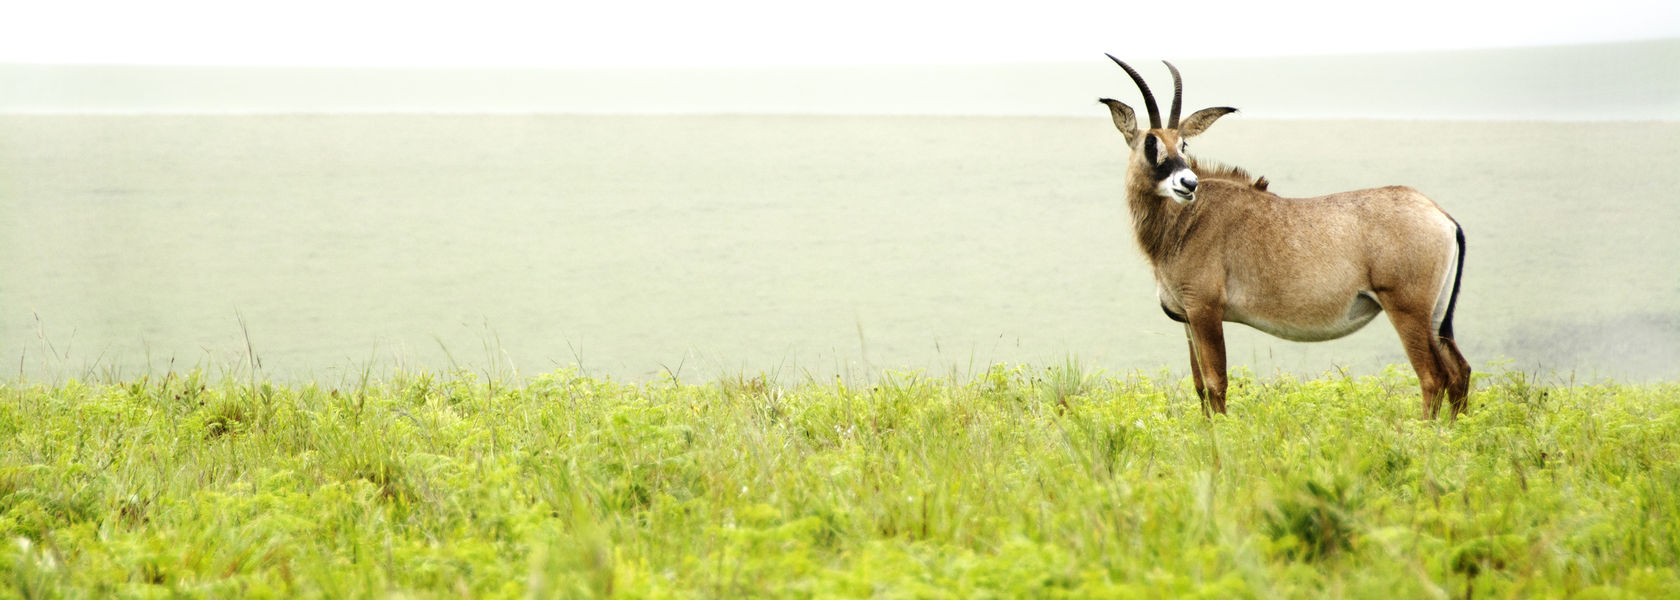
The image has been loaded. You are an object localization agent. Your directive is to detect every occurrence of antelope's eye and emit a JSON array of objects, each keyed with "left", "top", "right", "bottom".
[{"left": 1179, "top": 141, "right": 1188, "bottom": 153}]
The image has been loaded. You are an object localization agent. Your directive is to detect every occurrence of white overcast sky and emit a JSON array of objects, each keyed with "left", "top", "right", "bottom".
[{"left": 4, "top": 0, "right": 1679, "bottom": 67}]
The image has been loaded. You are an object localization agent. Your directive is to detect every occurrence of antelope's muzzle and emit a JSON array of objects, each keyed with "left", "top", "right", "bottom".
[{"left": 1170, "top": 170, "right": 1199, "bottom": 203}]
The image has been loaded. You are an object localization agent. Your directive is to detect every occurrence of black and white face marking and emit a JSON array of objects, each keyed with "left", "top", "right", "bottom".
[{"left": 1143, "top": 133, "right": 1199, "bottom": 204}]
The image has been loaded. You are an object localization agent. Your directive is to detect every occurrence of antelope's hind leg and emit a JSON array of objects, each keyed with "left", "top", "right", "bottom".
[
  {"left": 1438, "top": 336, "right": 1472, "bottom": 417},
  {"left": 1379, "top": 297, "right": 1451, "bottom": 419}
]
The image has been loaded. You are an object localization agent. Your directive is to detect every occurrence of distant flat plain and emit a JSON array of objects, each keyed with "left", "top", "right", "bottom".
[{"left": 3, "top": 115, "right": 1677, "bottom": 382}]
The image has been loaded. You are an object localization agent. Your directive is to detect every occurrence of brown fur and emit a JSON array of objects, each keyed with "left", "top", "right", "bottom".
[
  {"left": 1189, "top": 158, "right": 1267, "bottom": 191},
  {"left": 1102, "top": 59, "right": 1471, "bottom": 419}
]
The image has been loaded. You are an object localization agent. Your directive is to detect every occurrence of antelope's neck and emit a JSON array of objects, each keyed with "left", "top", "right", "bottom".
[{"left": 1126, "top": 161, "right": 1188, "bottom": 265}]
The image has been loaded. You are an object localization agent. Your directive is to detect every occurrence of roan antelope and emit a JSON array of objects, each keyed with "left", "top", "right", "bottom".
[{"left": 1098, "top": 56, "right": 1471, "bottom": 419}]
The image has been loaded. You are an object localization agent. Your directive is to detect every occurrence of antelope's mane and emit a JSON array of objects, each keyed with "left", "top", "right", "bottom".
[{"left": 1188, "top": 158, "right": 1270, "bottom": 192}]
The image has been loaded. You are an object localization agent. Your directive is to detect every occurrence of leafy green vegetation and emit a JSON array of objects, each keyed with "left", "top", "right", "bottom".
[{"left": 2, "top": 365, "right": 1677, "bottom": 598}]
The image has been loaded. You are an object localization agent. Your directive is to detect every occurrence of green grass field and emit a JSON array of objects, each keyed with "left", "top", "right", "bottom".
[{"left": 2, "top": 365, "right": 1678, "bottom": 598}]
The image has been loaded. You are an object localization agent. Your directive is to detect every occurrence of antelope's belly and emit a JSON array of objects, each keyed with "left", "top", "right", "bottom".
[{"left": 1225, "top": 291, "right": 1383, "bottom": 342}]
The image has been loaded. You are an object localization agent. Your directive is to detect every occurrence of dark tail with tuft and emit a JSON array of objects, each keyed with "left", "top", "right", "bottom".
[{"left": 1439, "top": 221, "right": 1465, "bottom": 340}]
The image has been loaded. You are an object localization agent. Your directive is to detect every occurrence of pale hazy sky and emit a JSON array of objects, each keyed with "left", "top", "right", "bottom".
[{"left": 4, "top": 0, "right": 1679, "bottom": 67}]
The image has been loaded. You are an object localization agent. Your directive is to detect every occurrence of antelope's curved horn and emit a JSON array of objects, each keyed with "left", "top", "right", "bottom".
[
  {"left": 1164, "top": 61, "right": 1183, "bottom": 129},
  {"left": 1106, "top": 54, "right": 1161, "bottom": 129}
]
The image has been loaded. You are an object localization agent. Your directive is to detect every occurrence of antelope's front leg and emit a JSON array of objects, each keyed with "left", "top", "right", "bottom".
[
  {"left": 1184, "top": 324, "right": 1208, "bottom": 410},
  {"left": 1185, "top": 308, "right": 1229, "bottom": 415}
]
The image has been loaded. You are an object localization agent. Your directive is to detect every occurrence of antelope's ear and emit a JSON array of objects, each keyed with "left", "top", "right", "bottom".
[
  {"left": 1178, "top": 106, "right": 1237, "bottom": 138},
  {"left": 1099, "top": 98, "right": 1140, "bottom": 146}
]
